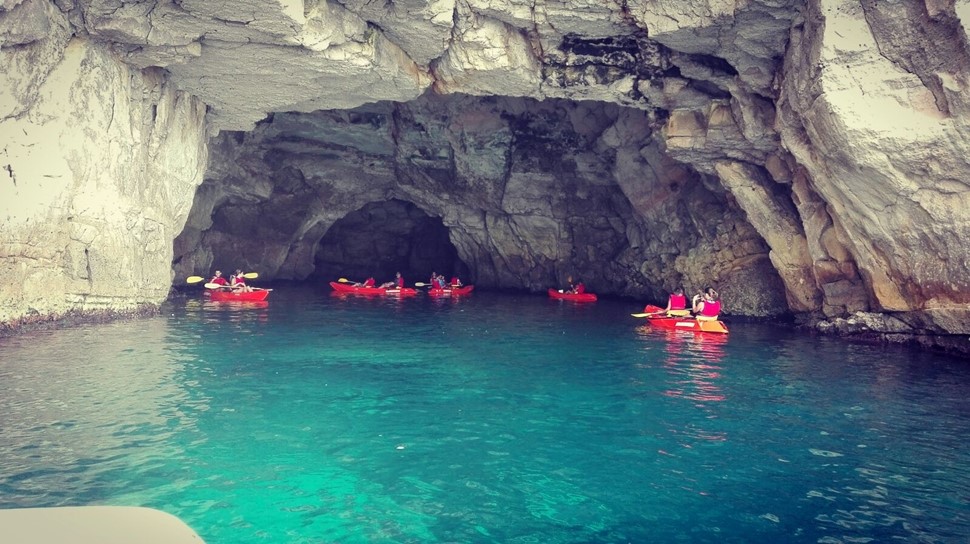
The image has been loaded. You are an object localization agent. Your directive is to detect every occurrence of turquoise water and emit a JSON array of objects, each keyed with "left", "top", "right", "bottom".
[{"left": 0, "top": 286, "right": 968, "bottom": 543}]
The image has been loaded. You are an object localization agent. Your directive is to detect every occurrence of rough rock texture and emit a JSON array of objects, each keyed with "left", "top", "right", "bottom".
[
  {"left": 171, "top": 95, "right": 787, "bottom": 315},
  {"left": 778, "top": 0, "right": 970, "bottom": 337},
  {"left": 2, "top": 0, "right": 970, "bottom": 352},
  {"left": 0, "top": 0, "right": 207, "bottom": 326}
]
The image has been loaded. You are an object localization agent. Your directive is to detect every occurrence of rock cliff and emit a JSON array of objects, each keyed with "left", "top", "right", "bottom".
[
  {"left": 1, "top": 1, "right": 207, "bottom": 327},
  {"left": 2, "top": 0, "right": 969, "bottom": 351}
]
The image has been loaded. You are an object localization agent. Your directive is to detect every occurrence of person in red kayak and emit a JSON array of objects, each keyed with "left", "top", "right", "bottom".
[
  {"left": 450, "top": 275, "right": 463, "bottom": 288},
  {"left": 569, "top": 279, "right": 586, "bottom": 294},
  {"left": 663, "top": 287, "right": 688, "bottom": 315},
  {"left": 692, "top": 287, "right": 721, "bottom": 320},
  {"left": 353, "top": 277, "right": 376, "bottom": 288},
  {"left": 208, "top": 270, "right": 229, "bottom": 290},
  {"left": 230, "top": 269, "right": 253, "bottom": 292}
]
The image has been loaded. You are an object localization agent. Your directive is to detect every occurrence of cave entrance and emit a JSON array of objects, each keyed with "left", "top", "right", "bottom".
[{"left": 313, "top": 199, "right": 468, "bottom": 285}]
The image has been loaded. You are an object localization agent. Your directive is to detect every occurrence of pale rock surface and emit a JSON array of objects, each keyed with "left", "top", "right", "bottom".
[
  {"left": 0, "top": 5, "right": 207, "bottom": 327},
  {"left": 340, "top": 0, "right": 456, "bottom": 66},
  {"left": 778, "top": 0, "right": 970, "bottom": 336},
  {"left": 81, "top": 0, "right": 433, "bottom": 132},
  {"left": 714, "top": 160, "right": 821, "bottom": 312},
  {"left": 432, "top": 4, "right": 543, "bottom": 97}
]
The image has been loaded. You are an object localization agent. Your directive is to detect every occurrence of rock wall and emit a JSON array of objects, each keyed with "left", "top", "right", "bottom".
[
  {"left": 172, "top": 95, "right": 788, "bottom": 315},
  {"left": 0, "top": 0, "right": 208, "bottom": 327},
  {"left": 777, "top": 0, "right": 970, "bottom": 335},
  {"left": 2, "top": 0, "right": 969, "bottom": 349}
]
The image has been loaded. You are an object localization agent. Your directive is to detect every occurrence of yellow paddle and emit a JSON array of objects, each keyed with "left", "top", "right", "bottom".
[{"left": 190, "top": 272, "right": 257, "bottom": 283}]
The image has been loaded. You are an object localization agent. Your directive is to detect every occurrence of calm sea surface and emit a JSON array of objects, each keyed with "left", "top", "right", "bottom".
[{"left": 0, "top": 286, "right": 968, "bottom": 543}]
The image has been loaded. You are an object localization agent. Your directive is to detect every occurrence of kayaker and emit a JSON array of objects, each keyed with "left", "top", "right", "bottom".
[
  {"left": 570, "top": 280, "right": 586, "bottom": 294},
  {"left": 353, "top": 277, "right": 376, "bottom": 288},
  {"left": 230, "top": 269, "right": 253, "bottom": 292},
  {"left": 450, "top": 275, "right": 463, "bottom": 288},
  {"left": 664, "top": 287, "right": 688, "bottom": 315},
  {"left": 208, "top": 270, "right": 229, "bottom": 290},
  {"left": 693, "top": 287, "right": 721, "bottom": 320}
]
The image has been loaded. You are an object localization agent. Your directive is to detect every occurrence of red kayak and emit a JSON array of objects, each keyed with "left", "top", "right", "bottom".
[
  {"left": 635, "top": 305, "right": 728, "bottom": 334},
  {"left": 548, "top": 288, "right": 598, "bottom": 302},
  {"left": 428, "top": 285, "right": 475, "bottom": 297},
  {"left": 208, "top": 289, "right": 271, "bottom": 302},
  {"left": 329, "top": 281, "right": 418, "bottom": 297}
]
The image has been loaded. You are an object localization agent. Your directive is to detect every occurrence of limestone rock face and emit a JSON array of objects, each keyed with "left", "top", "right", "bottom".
[
  {"left": 2, "top": 0, "right": 970, "bottom": 350},
  {"left": 778, "top": 0, "right": 970, "bottom": 329},
  {"left": 0, "top": 3, "right": 208, "bottom": 327}
]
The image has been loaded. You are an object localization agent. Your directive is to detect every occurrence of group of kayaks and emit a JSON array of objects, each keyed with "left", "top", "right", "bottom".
[
  {"left": 329, "top": 281, "right": 475, "bottom": 298},
  {"left": 547, "top": 289, "right": 728, "bottom": 335},
  {"left": 192, "top": 274, "right": 728, "bottom": 335}
]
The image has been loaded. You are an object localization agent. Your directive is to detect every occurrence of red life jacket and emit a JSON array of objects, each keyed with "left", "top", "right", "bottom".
[
  {"left": 668, "top": 293, "right": 686, "bottom": 310},
  {"left": 700, "top": 300, "right": 721, "bottom": 317}
]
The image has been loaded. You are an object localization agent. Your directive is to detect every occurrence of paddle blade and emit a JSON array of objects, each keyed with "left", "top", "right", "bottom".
[
  {"left": 243, "top": 272, "right": 259, "bottom": 279},
  {"left": 337, "top": 278, "right": 351, "bottom": 283},
  {"left": 631, "top": 313, "right": 650, "bottom": 318},
  {"left": 186, "top": 276, "right": 205, "bottom": 284},
  {"left": 414, "top": 282, "right": 428, "bottom": 287},
  {"left": 204, "top": 282, "right": 222, "bottom": 289}
]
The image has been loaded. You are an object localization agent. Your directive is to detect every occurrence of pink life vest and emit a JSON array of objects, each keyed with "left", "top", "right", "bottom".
[
  {"left": 668, "top": 293, "right": 686, "bottom": 310},
  {"left": 700, "top": 300, "right": 721, "bottom": 317}
]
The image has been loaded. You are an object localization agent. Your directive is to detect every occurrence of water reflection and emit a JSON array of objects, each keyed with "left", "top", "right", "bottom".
[
  {"left": 636, "top": 326, "right": 728, "bottom": 445},
  {"left": 663, "top": 332, "right": 725, "bottom": 403},
  {"left": 184, "top": 299, "right": 270, "bottom": 324},
  {"left": 0, "top": 318, "right": 204, "bottom": 507}
]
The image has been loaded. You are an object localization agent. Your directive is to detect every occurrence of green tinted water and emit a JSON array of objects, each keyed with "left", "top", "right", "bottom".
[{"left": 0, "top": 287, "right": 968, "bottom": 543}]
